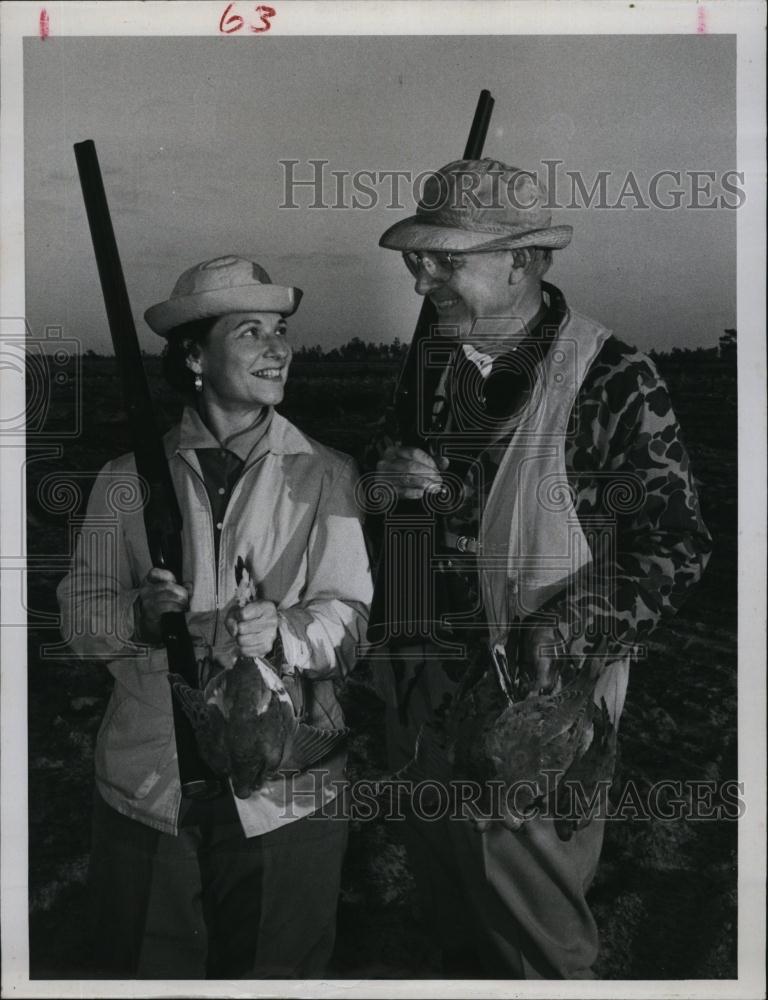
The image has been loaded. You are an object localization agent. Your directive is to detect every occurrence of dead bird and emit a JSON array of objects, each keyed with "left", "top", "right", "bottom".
[
  {"left": 169, "top": 655, "right": 348, "bottom": 799},
  {"left": 463, "top": 666, "right": 596, "bottom": 792},
  {"left": 554, "top": 695, "right": 619, "bottom": 841},
  {"left": 168, "top": 555, "right": 348, "bottom": 798},
  {"left": 384, "top": 657, "right": 601, "bottom": 823}
]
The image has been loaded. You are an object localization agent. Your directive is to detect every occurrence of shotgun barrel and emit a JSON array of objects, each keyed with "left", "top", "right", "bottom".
[
  {"left": 393, "top": 89, "right": 494, "bottom": 448},
  {"left": 74, "top": 139, "right": 223, "bottom": 800}
]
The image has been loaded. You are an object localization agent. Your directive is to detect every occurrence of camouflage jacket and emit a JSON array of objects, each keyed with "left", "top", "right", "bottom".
[{"left": 367, "top": 293, "right": 712, "bottom": 663}]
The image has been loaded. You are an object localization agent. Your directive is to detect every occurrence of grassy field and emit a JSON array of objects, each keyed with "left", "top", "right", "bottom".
[{"left": 25, "top": 352, "right": 737, "bottom": 979}]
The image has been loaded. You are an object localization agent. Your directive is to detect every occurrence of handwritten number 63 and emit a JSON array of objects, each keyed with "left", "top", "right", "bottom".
[{"left": 219, "top": 3, "right": 276, "bottom": 33}]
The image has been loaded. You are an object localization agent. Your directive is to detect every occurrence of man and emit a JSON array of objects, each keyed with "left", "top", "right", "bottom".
[{"left": 370, "top": 159, "right": 712, "bottom": 978}]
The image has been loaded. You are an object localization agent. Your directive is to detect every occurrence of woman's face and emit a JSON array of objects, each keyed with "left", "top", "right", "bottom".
[{"left": 194, "top": 311, "right": 292, "bottom": 410}]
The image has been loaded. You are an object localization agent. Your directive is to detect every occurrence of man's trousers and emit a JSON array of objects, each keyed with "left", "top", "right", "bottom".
[
  {"left": 382, "top": 649, "right": 629, "bottom": 979},
  {"left": 87, "top": 789, "right": 348, "bottom": 979}
]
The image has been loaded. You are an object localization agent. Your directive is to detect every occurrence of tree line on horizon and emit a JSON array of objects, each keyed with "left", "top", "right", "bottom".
[{"left": 80, "top": 329, "right": 736, "bottom": 364}]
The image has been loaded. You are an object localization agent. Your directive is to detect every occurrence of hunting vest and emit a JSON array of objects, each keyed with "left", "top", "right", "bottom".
[{"left": 479, "top": 306, "right": 629, "bottom": 722}]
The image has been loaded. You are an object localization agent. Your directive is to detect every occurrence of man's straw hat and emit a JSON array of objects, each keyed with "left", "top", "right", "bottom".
[{"left": 379, "top": 159, "right": 572, "bottom": 254}]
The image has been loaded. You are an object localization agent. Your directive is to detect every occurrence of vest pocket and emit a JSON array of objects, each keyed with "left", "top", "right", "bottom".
[{"left": 95, "top": 688, "right": 175, "bottom": 801}]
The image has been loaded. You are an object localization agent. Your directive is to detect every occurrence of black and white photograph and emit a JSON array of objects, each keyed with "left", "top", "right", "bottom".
[{"left": 1, "top": 2, "right": 765, "bottom": 996}]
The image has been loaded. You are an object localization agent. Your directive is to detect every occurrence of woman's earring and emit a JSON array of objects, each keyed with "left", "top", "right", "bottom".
[{"left": 194, "top": 373, "right": 203, "bottom": 392}]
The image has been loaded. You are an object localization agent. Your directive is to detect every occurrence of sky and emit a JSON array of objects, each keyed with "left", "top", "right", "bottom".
[{"left": 23, "top": 34, "right": 737, "bottom": 354}]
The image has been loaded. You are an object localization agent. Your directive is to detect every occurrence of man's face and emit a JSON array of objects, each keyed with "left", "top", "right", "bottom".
[
  {"left": 196, "top": 311, "right": 292, "bottom": 410},
  {"left": 405, "top": 249, "right": 521, "bottom": 340}
]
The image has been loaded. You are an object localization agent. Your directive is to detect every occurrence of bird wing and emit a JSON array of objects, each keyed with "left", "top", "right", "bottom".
[
  {"left": 168, "top": 672, "right": 209, "bottom": 726},
  {"left": 202, "top": 668, "right": 232, "bottom": 716},
  {"left": 281, "top": 723, "right": 350, "bottom": 773},
  {"left": 554, "top": 697, "right": 618, "bottom": 841},
  {"left": 167, "top": 672, "right": 229, "bottom": 775}
]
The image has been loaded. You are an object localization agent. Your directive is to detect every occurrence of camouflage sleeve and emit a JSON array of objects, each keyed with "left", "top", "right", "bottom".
[{"left": 544, "top": 338, "right": 713, "bottom": 660}]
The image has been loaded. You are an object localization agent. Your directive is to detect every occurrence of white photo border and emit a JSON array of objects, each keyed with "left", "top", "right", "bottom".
[{"left": 1, "top": 2, "right": 765, "bottom": 998}]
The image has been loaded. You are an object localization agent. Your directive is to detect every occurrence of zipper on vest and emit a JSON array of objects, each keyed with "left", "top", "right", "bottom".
[
  {"left": 177, "top": 451, "right": 269, "bottom": 650},
  {"left": 216, "top": 451, "right": 269, "bottom": 581},
  {"left": 176, "top": 452, "right": 219, "bottom": 646}
]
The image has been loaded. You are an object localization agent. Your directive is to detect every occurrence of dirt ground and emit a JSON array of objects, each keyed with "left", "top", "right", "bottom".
[{"left": 25, "top": 353, "right": 737, "bottom": 979}]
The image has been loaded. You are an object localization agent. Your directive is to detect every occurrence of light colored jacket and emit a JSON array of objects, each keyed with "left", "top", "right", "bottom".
[{"left": 57, "top": 407, "right": 373, "bottom": 836}]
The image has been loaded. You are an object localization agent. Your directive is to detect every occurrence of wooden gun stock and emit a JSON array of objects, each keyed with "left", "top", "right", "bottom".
[{"left": 74, "top": 139, "right": 223, "bottom": 800}]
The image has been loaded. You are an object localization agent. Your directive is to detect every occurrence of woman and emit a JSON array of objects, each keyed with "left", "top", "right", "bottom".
[{"left": 57, "top": 255, "right": 373, "bottom": 979}]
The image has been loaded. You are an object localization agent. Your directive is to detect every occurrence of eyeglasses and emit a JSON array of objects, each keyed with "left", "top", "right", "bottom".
[
  {"left": 402, "top": 248, "right": 506, "bottom": 279},
  {"left": 402, "top": 250, "right": 467, "bottom": 279}
]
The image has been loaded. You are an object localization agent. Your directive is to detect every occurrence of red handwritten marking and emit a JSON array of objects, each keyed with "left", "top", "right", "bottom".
[
  {"left": 219, "top": 2, "right": 244, "bottom": 33},
  {"left": 697, "top": 6, "right": 708, "bottom": 34},
  {"left": 251, "top": 4, "right": 276, "bottom": 32},
  {"left": 39, "top": 8, "right": 49, "bottom": 40},
  {"left": 219, "top": 3, "right": 275, "bottom": 34}
]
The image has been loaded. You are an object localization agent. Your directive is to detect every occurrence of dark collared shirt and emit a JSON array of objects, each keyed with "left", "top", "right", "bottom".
[
  {"left": 196, "top": 449, "right": 245, "bottom": 564},
  {"left": 183, "top": 407, "right": 274, "bottom": 564}
]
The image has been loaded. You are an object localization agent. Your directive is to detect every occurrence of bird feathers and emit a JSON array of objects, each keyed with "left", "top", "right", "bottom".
[
  {"left": 554, "top": 696, "right": 618, "bottom": 841},
  {"left": 378, "top": 661, "right": 614, "bottom": 827},
  {"left": 287, "top": 723, "right": 350, "bottom": 772},
  {"left": 168, "top": 655, "right": 346, "bottom": 799},
  {"left": 168, "top": 672, "right": 230, "bottom": 776}
]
